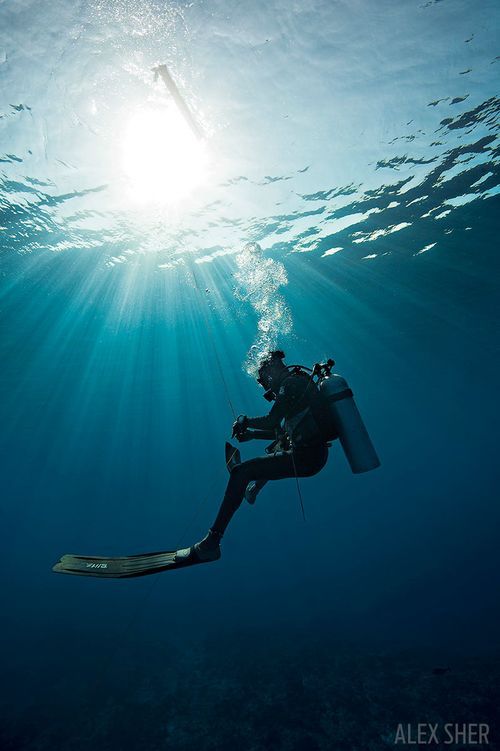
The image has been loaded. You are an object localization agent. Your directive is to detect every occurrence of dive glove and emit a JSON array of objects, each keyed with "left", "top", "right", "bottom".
[{"left": 232, "top": 414, "right": 248, "bottom": 440}]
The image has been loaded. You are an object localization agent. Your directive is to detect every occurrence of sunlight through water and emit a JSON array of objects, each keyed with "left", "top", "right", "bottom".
[
  {"left": 1, "top": 2, "right": 500, "bottom": 748},
  {"left": 121, "top": 106, "right": 208, "bottom": 205}
]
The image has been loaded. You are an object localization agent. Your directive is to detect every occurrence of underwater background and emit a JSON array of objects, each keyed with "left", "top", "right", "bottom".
[{"left": 1, "top": 0, "right": 499, "bottom": 748}]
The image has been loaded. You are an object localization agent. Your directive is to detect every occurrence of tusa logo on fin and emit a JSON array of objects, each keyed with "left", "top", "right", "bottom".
[{"left": 86, "top": 562, "right": 108, "bottom": 569}]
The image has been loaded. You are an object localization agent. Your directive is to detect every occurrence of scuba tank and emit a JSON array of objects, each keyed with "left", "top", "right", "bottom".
[
  {"left": 260, "top": 356, "right": 380, "bottom": 473},
  {"left": 315, "top": 360, "right": 380, "bottom": 474}
]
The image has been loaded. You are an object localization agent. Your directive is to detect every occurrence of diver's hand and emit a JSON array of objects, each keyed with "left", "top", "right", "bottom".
[
  {"left": 232, "top": 415, "right": 248, "bottom": 441},
  {"left": 235, "top": 431, "right": 253, "bottom": 443}
]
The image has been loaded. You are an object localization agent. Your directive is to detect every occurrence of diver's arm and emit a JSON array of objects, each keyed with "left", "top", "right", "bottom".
[
  {"left": 237, "top": 375, "right": 299, "bottom": 437},
  {"left": 245, "top": 385, "right": 291, "bottom": 431},
  {"left": 238, "top": 428, "right": 276, "bottom": 442},
  {"left": 245, "top": 414, "right": 278, "bottom": 430}
]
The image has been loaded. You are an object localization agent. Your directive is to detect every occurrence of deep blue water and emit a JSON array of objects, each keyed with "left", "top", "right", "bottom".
[{"left": 1, "top": 1, "right": 500, "bottom": 749}]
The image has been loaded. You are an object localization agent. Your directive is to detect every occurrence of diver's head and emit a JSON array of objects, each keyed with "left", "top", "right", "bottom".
[{"left": 256, "top": 350, "right": 287, "bottom": 393}]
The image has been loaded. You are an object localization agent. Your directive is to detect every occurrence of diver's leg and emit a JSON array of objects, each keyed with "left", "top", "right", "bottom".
[
  {"left": 185, "top": 454, "right": 284, "bottom": 562},
  {"left": 211, "top": 452, "right": 299, "bottom": 537},
  {"left": 196, "top": 446, "right": 328, "bottom": 558},
  {"left": 226, "top": 442, "right": 267, "bottom": 504},
  {"left": 245, "top": 478, "right": 267, "bottom": 505}
]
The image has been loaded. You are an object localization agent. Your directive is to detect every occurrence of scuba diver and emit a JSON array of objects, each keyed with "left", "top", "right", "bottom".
[
  {"left": 176, "top": 349, "right": 331, "bottom": 564},
  {"left": 53, "top": 350, "right": 379, "bottom": 578}
]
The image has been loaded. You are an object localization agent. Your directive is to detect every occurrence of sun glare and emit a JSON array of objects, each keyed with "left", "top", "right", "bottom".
[{"left": 121, "top": 107, "right": 208, "bottom": 204}]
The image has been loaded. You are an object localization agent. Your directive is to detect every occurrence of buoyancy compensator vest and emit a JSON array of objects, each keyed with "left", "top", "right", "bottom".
[
  {"left": 282, "top": 359, "right": 380, "bottom": 473},
  {"left": 281, "top": 368, "right": 329, "bottom": 448}
]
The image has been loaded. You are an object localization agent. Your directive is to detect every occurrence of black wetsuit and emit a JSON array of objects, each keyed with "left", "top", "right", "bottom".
[{"left": 212, "top": 371, "right": 329, "bottom": 536}]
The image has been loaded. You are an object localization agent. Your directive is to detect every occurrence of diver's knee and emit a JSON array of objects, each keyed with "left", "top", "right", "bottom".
[
  {"left": 229, "top": 463, "right": 248, "bottom": 482},
  {"left": 230, "top": 462, "right": 253, "bottom": 487},
  {"left": 229, "top": 462, "right": 243, "bottom": 477}
]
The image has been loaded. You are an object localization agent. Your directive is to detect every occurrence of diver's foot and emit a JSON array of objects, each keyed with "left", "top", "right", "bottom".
[
  {"left": 175, "top": 544, "right": 221, "bottom": 564},
  {"left": 245, "top": 481, "right": 259, "bottom": 505},
  {"left": 194, "top": 541, "right": 221, "bottom": 562},
  {"left": 175, "top": 546, "right": 197, "bottom": 563},
  {"left": 196, "top": 529, "right": 222, "bottom": 560},
  {"left": 176, "top": 529, "right": 222, "bottom": 563}
]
